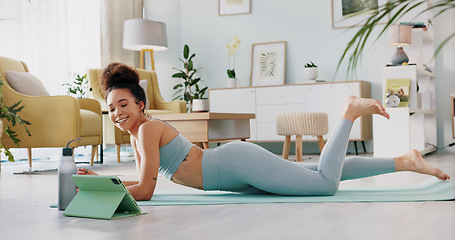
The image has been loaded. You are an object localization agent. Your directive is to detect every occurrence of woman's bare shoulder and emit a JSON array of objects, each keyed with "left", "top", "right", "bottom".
[
  {"left": 138, "top": 119, "right": 178, "bottom": 144},
  {"left": 139, "top": 119, "right": 175, "bottom": 131}
]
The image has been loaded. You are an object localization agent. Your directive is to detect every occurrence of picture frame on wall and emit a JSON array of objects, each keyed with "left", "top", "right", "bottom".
[
  {"left": 250, "top": 41, "right": 286, "bottom": 87},
  {"left": 219, "top": 0, "right": 251, "bottom": 16},
  {"left": 331, "top": 0, "right": 388, "bottom": 29}
]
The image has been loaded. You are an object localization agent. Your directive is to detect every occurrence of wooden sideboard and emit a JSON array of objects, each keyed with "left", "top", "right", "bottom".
[{"left": 209, "top": 81, "right": 372, "bottom": 144}]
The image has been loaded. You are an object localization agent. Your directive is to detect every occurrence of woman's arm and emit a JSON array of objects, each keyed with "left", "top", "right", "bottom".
[
  {"left": 121, "top": 137, "right": 141, "bottom": 187},
  {"left": 77, "top": 169, "right": 139, "bottom": 187},
  {"left": 131, "top": 134, "right": 142, "bottom": 174},
  {"left": 122, "top": 180, "right": 139, "bottom": 186},
  {"left": 126, "top": 122, "right": 161, "bottom": 201}
]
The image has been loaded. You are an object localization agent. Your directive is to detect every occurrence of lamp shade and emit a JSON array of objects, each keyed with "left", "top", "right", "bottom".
[
  {"left": 123, "top": 19, "right": 168, "bottom": 51},
  {"left": 389, "top": 25, "right": 412, "bottom": 46}
]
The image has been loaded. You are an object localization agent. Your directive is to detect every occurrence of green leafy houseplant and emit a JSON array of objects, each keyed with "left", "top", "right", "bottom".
[
  {"left": 172, "top": 45, "right": 208, "bottom": 111},
  {"left": 0, "top": 78, "right": 31, "bottom": 163},
  {"left": 338, "top": 0, "right": 455, "bottom": 76},
  {"left": 62, "top": 73, "right": 92, "bottom": 98}
]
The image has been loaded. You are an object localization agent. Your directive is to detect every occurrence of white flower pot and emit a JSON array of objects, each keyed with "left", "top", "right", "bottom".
[
  {"left": 192, "top": 99, "right": 210, "bottom": 112},
  {"left": 227, "top": 78, "right": 237, "bottom": 88},
  {"left": 304, "top": 67, "right": 318, "bottom": 80}
]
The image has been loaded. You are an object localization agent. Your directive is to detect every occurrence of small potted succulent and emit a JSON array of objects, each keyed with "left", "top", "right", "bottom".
[{"left": 304, "top": 61, "right": 318, "bottom": 81}]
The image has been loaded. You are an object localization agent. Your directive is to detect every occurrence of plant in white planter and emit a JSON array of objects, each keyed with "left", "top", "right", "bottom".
[
  {"left": 192, "top": 98, "right": 210, "bottom": 112},
  {"left": 304, "top": 61, "right": 318, "bottom": 80},
  {"left": 172, "top": 45, "right": 208, "bottom": 112}
]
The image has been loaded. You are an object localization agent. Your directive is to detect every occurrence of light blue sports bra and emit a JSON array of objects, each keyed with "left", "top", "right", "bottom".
[{"left": 158, "top": 133, "right": 193, "bottom": 179}]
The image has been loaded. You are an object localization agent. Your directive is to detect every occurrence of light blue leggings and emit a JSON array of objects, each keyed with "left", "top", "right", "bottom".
[{"left": 201, "top": 119, "right": 396, "bottom": 196}]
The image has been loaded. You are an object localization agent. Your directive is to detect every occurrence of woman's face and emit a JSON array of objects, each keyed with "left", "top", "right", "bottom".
[{"left": 107, "top": 88, "right": 144, "bottom": 132}]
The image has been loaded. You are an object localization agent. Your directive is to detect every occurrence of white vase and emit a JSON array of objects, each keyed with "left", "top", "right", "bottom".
[
  {"left": 304, "top": 67, "right": 318, "bottom": 80},
  {"left": 227, "top": 77, "right": 237, "bottom": 88},
  {"left": 192, "top": 99, "right": 210, "bottom": 112}
]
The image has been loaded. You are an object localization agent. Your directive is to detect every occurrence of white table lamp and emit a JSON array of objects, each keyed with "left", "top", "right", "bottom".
[
  {"left": 123, "top": 19, "right": 168, "bottom": 70},
  {"left": 389, "top": 24, "right": 412, "bottom": 66}
]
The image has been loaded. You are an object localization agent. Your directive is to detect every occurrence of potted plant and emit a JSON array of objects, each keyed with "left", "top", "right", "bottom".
[
  {"left": 62, "top": 73, "right": 92, "bottom": 98},
  {"left": 172, "top": 45, "right": 208, "bottom": 112},
  {"left": 304, "top": 61, "right": 318, "bottom": 80},
  {"left": 226, "top": 35, "right": 241, "bottom": 88},
  {"left": 0, "top": 78, "right": 31, "bottom": 164}
]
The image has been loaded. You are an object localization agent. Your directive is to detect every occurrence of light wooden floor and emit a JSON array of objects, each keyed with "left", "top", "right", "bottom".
[{"left": 0, "top": 149, "right": 454, "bottom": 240}]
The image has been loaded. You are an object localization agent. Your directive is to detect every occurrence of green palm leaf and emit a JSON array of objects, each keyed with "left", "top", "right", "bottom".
[{"left": 338, "top": 0, "right": 454, "bottom": 76}]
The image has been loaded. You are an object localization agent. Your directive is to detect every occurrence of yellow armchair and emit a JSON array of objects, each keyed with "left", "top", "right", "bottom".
[
  {"left": 0, "top": 56, "right": 103, "bottom": 170},
  {"left": 88, "top": 68, "right": 186, "bottom": 163}
]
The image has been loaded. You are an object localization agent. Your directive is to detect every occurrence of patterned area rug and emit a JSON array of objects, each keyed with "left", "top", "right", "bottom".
[
  {"left": 11, "top": 158, "right": 136, "bottom": 176},
  {"left": 14, "top": 169, "right": 58, "bottom": 175}
]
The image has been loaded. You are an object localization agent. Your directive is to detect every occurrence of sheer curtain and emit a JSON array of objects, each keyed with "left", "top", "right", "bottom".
[
  {"left": 0, "top": 0, "right": 102, "bottom": 160},
  {"left": 100, "top": 0, "right": 143, "bottom": 67},
  {"left": 0, "top": 0, "right": 144, "bottom": 161},
  {"left": 0, "top": 0, "right": 101, "bottom": 95}
]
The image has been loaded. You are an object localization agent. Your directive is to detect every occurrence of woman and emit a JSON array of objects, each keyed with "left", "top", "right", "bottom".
[{"left": 78, "top": 63, "right": 450, "bottom": 201}]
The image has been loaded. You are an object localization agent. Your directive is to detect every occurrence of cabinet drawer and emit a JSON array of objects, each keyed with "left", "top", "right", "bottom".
[
  {"left": 209, "top": 88, "right": 256, "bottom": 113},
  {"left": 256, "top": 122, "right": 284, "bottom": 141},
  {"left": 256, "top": 104, "right": 307, "bottom": 123},
  {"left": 256, "top": 86, "right": 306, "bottom": 105}
]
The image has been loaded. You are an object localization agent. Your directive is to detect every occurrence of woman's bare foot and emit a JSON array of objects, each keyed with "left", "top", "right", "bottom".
[
  {"left": 341, "top": 96, "right": 390, "bottom": 123},
  {"left": 395, "top": 149, "right": 450, "bottom": 180}
]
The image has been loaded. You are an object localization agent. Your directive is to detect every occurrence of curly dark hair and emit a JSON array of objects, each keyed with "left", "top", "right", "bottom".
[{"left": 100, "top": 62, "right": 147, "bottom": 112}]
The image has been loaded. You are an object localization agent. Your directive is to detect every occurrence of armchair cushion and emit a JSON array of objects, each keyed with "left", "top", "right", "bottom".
[
  {"left": 80, "top": 109, "right": 102, "bottom": 137},
  {"left": 139, "top": 79, "right": 150, "bottom": 109},
  {"left": 5, "top": 71, "right": 50, "bottom": 96}
]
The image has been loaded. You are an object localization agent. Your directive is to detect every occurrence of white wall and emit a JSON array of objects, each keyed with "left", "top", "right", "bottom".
[
  {"left": 144, "top": 0, "right": 455, "bottom": 151},
  {"left": 143, "top": 0, "right": 182, "bottom": 102},
  {"left": 434, "top": 8, "right": 455, "bottom": 149}
]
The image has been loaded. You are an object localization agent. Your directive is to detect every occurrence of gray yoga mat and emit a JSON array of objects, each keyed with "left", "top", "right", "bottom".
[{"left": 140, "top": 178, "right": 455, "bottom": 206}]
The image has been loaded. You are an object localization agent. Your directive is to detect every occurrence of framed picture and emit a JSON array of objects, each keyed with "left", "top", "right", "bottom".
[
  {"left": 250, "top": 41, "right": 286, "bottom": 87},
  {"left": 331, "top": 0, "right": 388, "bottom": 29},
  {"left": 219, "top": 0, "right": 251, "bottom": 16}
]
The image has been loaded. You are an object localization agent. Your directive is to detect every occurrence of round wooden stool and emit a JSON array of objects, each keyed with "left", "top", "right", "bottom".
[{"left": 276, "top": 112, "right": 328, "bottom": 162}]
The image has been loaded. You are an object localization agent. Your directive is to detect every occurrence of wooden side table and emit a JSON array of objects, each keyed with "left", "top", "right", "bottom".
[{"left": 153, "top": 112, "right": 255, "bottom": 149}]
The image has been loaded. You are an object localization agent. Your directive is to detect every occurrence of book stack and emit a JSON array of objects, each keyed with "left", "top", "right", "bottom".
[{"left": 400, "top": 22, "right": 427, "bottom": 31}]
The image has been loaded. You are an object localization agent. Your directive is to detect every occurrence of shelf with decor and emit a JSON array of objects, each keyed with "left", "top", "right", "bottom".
[
  {"left": 373, "top": 65, "right": 437, "bottom": 158},
  {"left": 373, "top": 21, "right": 437, "bottom": 157}
]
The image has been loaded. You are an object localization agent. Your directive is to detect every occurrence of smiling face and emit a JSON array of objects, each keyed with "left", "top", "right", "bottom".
[{"left": 107, "top": 88, "right": 145, "bottom": 132}]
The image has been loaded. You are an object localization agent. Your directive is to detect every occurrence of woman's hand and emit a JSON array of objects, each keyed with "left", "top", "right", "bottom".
[{"left": 77, "top": 168, "right": 99, "bottom": 175}]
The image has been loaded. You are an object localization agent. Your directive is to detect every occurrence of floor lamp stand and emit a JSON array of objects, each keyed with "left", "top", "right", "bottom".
[{"left": 140, "top": 49, "right": 155, "bottom": 70}]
